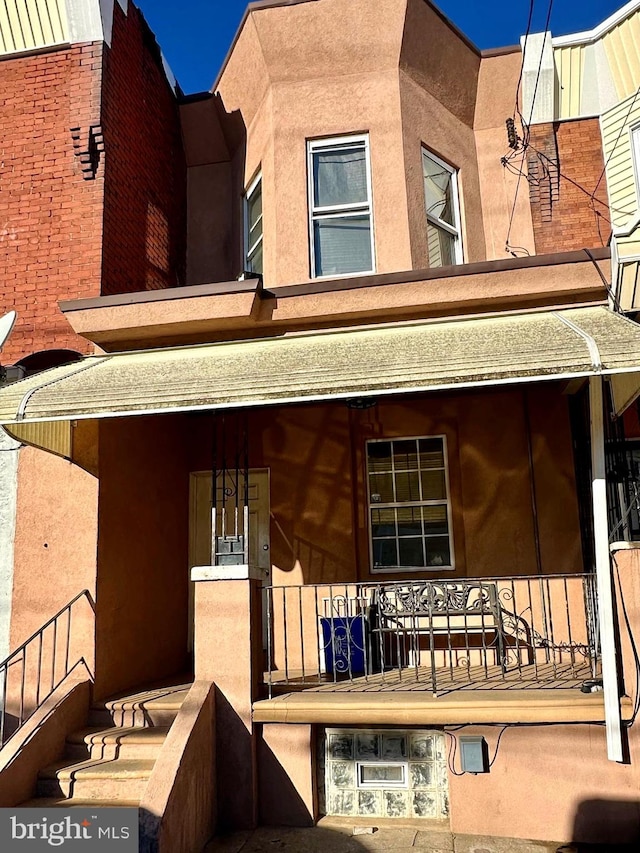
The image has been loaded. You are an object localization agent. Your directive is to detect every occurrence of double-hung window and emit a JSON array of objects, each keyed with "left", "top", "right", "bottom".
[
  {"left": 244, "top": 172, "right": 263, "bottom": 276},
  {"left": 423, "top": 149, "right": 462, "bottom": 267},
  {"left": 308, "top": 134, "right": 374, "bottom": 278},
  {"left": 367, "top": 436, "right": 454, "bottom": 572}
]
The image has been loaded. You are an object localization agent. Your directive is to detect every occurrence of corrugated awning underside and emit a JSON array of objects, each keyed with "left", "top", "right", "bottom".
[{"left": 1, "top": 306, "right": 640, "bottom": 427}]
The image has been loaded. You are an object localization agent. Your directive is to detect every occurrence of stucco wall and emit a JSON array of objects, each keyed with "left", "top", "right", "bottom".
[
  {"left": 449, "top": 721, "right": 640, "bottom": 843},
  {"left": 187, "top": 386, "right": 582, "bottom": 587},
  {"left": 400, "top": 70, "right": 485, "bottom": 268},
  {"left": 251, "top": 387, "right": 583, "bottom": 586},
  {"left": 448, "top": 548, "right": 640, "bottom": 844},
  {"left": 475, "top": 50, "right": 536, "bottom": 260},
  {"left": 95, "top": 413, "right": 190, "bottom": 699},
  {"left": 9, "top": 448, "right": 98, "bottom": 663},
  {"left": 0, "top": 429, "right": 19, "bottom": 661},
  {"left": 185, "top": 0, "right": 497, "bottom": 288}
]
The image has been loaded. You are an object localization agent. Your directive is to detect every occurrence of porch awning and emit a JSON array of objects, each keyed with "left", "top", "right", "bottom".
[{"left": 2, "top": 306, "right": 640, "bottom": 436}]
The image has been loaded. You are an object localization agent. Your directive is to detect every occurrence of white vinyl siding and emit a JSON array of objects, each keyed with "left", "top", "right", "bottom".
[
  {"left": 308, "top": 134, "right": 375, "bottom": 278},
  {"left": 0, "top": 0, "right": 67, "bottom": 56}
]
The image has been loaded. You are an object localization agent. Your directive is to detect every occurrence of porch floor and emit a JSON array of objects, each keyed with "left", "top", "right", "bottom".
[
  {"left": 254, "top": 658, "right": 631, "bottom": 724},
  {"left": 265, "top": 659, "right": 598, "bottom": 695}
]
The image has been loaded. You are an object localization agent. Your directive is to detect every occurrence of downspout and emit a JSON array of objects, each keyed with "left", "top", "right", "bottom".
[{"left": 555, "top": 312, "right": 624, "bottom": 762}]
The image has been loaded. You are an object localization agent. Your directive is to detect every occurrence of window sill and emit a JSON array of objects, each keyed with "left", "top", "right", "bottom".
[
  {"left": 311, "top": 269, "right": 376, "bottom": 282},
  {"left": 370, "top": 566, "right": 455, "bottom": 574}
]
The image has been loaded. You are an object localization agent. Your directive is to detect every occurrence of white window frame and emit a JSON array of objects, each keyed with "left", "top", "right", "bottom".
[
  {"left": 307, "top": 134, "right": 375, "bottom": 279},
  {"left": 366, "top": 434, "right": 455, "bottom": 574},
  {"left": 356, "top": 762, "right": 408, "bottom": 789},
  {"left": 244, "top": 171, "right": 263, "bottom": 276},
  {"left": 631, "top": 124, "right": 640, "bottom": 211},
  {"left": 422, "top": 147, "right": 463, "bottom": 266}
]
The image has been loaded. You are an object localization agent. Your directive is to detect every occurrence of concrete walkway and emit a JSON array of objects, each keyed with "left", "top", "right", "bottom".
[{"left": 203, "top": 821, "right": 634, "bottom": 853}]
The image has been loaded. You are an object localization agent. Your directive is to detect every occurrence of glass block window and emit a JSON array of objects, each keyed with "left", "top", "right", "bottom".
[
  {"left": 367, "top": 436, "right": 453, "bottom": 572},
  {"left": 244, "top": 172, "right": 263, "bottom": 275},
  {"left": 423, "top": 149, "right": 462, "bottom": 267},
  {"left": 323, "top": 729, "right": 448, "bottom": 820},
  {"left": 308, "top": 135, "right": 375, "bottom": 278}
]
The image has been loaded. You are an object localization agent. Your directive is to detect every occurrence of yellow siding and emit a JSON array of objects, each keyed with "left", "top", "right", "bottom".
[
  {"left": 554, "top": 45, "right": 585, "bottom": 120},
  {"left": 618, "top": 235, "right": 640, "bottom": 255},
  {"left": 617, "top": 260, "right": 640, "bottom": 311},
  {"left": 0, "top": 0, "right": 67, "bottom": 56},
  {"left": 601, "top": 92, "right": 640, "bottom": 229},
  {"left": 603, "top": 10, "right": 640, "bottom": 102},
  {"left": 6, "top": 420, "right": 72, "bottom": 459}
]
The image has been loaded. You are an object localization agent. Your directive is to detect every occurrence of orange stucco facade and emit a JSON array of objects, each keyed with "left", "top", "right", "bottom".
[
  {"left": 2, "top": 0, "right": 638, "bottom": 847},
  {"left": 183, "top": 0, "right": 540, "bottom": 289}
]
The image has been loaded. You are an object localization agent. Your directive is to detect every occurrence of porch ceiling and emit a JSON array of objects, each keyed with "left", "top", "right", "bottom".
[{"left": 2, "top": 306, "right": 640, "bottom": 430}]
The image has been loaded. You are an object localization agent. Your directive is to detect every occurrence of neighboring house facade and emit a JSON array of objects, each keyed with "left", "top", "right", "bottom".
[{"left": 2, "top": 1, "right": 640, "bottom": 850}]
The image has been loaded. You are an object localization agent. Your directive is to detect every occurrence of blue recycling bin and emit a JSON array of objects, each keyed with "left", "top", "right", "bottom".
[{"left": 321, "top": 615, "right": 369, "bottom": 676}]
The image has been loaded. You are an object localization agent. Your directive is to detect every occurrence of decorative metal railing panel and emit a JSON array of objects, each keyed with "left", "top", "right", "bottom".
[
  {"left": 0, "top": 589, "right": 94, "bottom": 749},
  {"left": 263, "top": 575, "right": 600, "bottom": 698},
  {"left": 211, "top": 411, "right": 249, "bottom": 567}
]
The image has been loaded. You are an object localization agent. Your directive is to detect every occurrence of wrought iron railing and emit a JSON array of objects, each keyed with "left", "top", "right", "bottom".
[
  {"left": 263, "top": 574, "right": 600, "bottom": 697},
  {"left": 0, "top": 589, "right": 94, "bottom": 749}
]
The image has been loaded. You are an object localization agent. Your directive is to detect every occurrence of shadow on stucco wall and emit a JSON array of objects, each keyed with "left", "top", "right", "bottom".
[{"left": 569, "top": 797, "right": 640, "bottom": 847}]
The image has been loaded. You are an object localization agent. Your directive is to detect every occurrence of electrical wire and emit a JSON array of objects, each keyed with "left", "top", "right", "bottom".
[
  {"left": 488, "top": 726, "right": 508, "bottom": 767},
  {"left": 506, "top": 0, "right": 556, "bottom": 254},
  {"left": 506, "top": 140, "right": 626, "bottom": 224},
  {"left": 591, "top": 85, "right": 640, "bottom": 205},
  {"left": 525, "top": 0, "right": 554, "bottom": 143},
  {"left": 583, "top": 247, "right": 622, "bottom": 314},
  {"left": 612, "top": 555, "right": 640, "bottom": 725},
  {"left": 513, "top": 0, "right": 536, "bottom": 127},
  {"left": 445, "top": 730, "right": 466, "bottom": 776}
]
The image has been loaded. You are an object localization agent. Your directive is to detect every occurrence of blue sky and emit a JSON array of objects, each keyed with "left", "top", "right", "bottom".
[{"left": 135, "top": 0, "right": 628, "bottom": 94}]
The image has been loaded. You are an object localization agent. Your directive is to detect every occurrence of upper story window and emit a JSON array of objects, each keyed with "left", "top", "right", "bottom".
[
  {"left": 244, "top": 172, "right": 263, "bottom": 276},
  {"left": 423, "top": 149, "right": 462, "bottom": 267},
  {"left": 366, "top": 436, "right": 454, "bottom": 573},
  {"left": 308, "top": 134, "right": 375, "bottom": 278}
]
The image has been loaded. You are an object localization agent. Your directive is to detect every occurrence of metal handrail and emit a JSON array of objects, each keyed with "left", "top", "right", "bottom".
[{"left": 0, "top": 589, "right": 95, "bottom": 749}]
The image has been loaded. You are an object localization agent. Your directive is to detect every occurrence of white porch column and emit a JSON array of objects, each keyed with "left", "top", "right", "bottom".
[{"left": 589, "top": 375, "right": 624, "bottom": 762}]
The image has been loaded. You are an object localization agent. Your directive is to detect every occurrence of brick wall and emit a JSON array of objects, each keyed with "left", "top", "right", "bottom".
[
  {"left": 0, "top": 45, "right": 105, "bottom": 362},
  {"left": 100, "top": 3, "right": 186, "bottom": 295},
  {"left": 527, "top": 119, "right": 610, "bottom": 254},
  {"left": 0, "top": 4, "right": 187, "bottom": 364}
]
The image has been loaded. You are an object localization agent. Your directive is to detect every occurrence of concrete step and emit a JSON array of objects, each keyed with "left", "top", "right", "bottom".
[
  {"left": 65, "top": 726, "right": 169, "bottom": 761},
  {"left": 37, "top": 757, "right": 155, "bottom": 800},
  {"left": 89, "top": 685, "right": 189, "bottom": 728},
  {"left": 19, "top": 798, "right": 140, "bottom": 808}
]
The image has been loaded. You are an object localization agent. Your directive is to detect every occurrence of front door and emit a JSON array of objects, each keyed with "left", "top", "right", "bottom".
[{"left": 188, "top": 468, "right": 270, "bottom": 649}]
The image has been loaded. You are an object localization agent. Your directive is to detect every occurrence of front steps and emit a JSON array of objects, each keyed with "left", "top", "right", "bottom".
[{"left": 20, "top": 682, "right": 189, "bottom": 808}]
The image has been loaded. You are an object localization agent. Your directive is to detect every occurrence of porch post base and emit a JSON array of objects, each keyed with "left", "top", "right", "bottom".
[
  {"left": 193, "top": 576, "right": 262, "bottom": 830},
  {"left": 191, "top": 564, "right": 267, "bottom": 582}
]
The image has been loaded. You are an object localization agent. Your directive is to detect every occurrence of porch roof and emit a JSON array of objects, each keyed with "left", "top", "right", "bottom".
[{"left": 2, "top": 306, "right": 640, "bottom": 432}]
